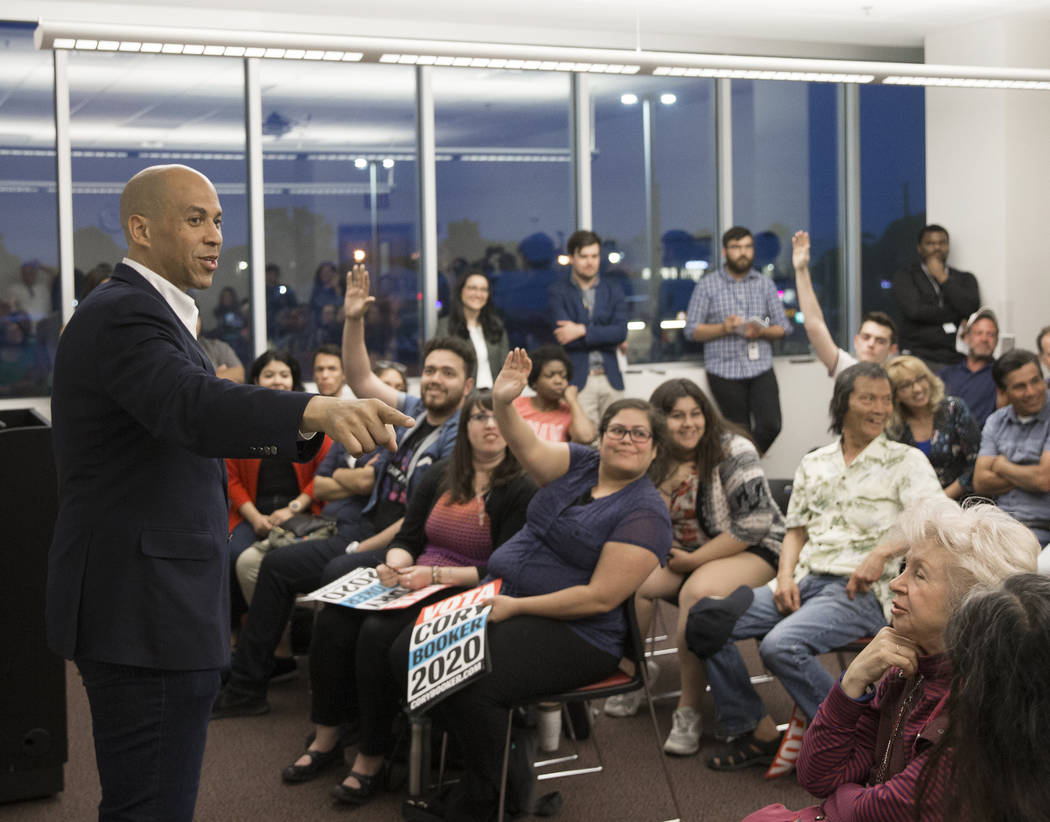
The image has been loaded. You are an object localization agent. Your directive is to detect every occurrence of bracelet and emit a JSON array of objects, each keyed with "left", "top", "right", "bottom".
[{"left": 431, "top": 566, "right": 439, "bottom": 585}]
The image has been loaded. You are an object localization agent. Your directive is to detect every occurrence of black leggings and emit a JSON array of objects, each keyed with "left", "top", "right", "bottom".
[
  {"left": 389, "top": 615, "right": 619, "bottom": 821},
  {"left": 309, "top": 587, "right": 467, "bottom": 755}
]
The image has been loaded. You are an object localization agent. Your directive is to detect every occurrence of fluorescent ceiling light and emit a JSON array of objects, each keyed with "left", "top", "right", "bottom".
[{"left": 33, "top": 21, "right": 1050, "bottom": 89}]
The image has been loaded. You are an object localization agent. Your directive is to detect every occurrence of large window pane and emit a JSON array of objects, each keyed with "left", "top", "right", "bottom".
[
  {"left": 260, "top": 61, "right": 420, "bottom": 375},
  {"left": 0, "top": 23, "right": 57, "bottom": 398},
  {"left": 433, "top": 69, "right": 572, "bottom": 351},
  {"left": 860, "top": 85, "right": 926, "bottom": 324},
  {"left": 732, "top": 80, "right": 839, "bottom": 355},
  {"left": 590, "top": 76, "right": 717, "bottom": 363},
  {"left": 68, "top": 51, "right": 252, "bottom": 365}
]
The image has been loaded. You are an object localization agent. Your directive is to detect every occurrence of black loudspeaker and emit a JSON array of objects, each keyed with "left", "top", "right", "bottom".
[{"left": 0, "top": 408, "right": 66, "bottom": 803}]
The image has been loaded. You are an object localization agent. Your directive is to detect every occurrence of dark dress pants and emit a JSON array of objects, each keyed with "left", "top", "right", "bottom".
[
  {"left": 76, "top": 659, "right": 221, "bottom": 822},
  {"left": 706, "top": 368, "right": 782, "bottom": 453}
]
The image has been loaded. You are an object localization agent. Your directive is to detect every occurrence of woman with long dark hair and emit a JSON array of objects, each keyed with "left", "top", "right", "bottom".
[
  {"left": 605, "top": 377, "right": 784, "bottom": 758},
  {"left": 921, "top": 572, "right": 1050, "bottom": 822},
  {"left": 437, "top": 269, "right": 508, "bottom": 389},
  {"left": 280, "top": 389, "right": 535, "bottom": 804}
]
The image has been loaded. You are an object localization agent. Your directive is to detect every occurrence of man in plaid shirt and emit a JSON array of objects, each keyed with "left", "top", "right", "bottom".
[{"left": 685, "top": 226, "right": 791, "bottom": 453}]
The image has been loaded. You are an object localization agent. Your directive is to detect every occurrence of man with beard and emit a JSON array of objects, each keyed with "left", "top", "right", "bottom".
[
  {"left": 938, "top": 308, "right": 1000, "bottom": 429},
  {"left": 212, "top": 265, "right": 475, "bottom": 718},
  {"left": 892, "top": 224, "right": 980, "bottom": 373},
  {"left": 685, "top": 226, "right": 791, "bottom": 453}
]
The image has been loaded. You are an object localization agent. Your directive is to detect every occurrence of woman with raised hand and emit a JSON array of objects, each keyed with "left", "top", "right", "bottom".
[
  {"left": 393, "top": 348, "right": 672, "bottom": 821},
  {"left": 437, "top": 269, "right": 509, "bottom": 389},
  {"left": 605, "top": 378, "right": 784, "bottom": 758},
  {"left": 742, "top": 497, "right": 1038, "bottom": 822},
  {"left": 280, "top": 389, "right": 535, "bottom": 807},
  {"left": 885, "top": 356, "right": 981, "bottom": 500}
]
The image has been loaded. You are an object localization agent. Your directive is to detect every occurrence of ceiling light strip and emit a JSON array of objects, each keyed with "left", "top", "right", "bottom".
[{"left": 37, "top": 22, "right": 1050, "bottom": 88}]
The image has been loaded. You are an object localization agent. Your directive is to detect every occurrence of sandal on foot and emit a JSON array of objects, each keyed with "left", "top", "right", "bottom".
[
  {"left": 281, "top": 745, "right": 343, "bottom": 784},
  {"left": 331, "top": 766, "right": 387, "bottom": 805},
  {"left": 706, "top": 731, "right": 781, "bottom": 771}
]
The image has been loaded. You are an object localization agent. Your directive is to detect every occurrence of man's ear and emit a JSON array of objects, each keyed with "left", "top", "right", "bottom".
[{"left": 127, "top": 214, "right": 151, "bottom": 248}]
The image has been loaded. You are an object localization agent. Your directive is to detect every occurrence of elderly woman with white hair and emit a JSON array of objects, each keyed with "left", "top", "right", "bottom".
[{"left": 741, "top": 496, "right": 1038, "bottom": 822}]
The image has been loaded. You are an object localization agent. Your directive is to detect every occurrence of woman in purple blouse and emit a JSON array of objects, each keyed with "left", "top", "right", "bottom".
[{"left": 394, "top": 348, "right": 672, "bottom": 821}]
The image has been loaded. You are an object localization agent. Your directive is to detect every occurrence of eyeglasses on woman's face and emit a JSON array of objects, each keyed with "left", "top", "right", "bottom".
[{"left": 603, "top": 425, "right": 653, "bottom": 443}]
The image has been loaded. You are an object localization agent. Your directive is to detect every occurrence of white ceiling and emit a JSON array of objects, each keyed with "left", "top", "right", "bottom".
[{"left": 14, "top": 0, "right": 1050, "bottom": 60}]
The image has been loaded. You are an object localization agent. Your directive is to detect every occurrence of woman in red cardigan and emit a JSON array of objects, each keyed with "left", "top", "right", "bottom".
[{"left": 227, "top": 350, "right": 331, "bottom": 604}]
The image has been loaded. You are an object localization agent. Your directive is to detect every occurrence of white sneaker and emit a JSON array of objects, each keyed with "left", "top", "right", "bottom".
[
  {"left": 603, "top": 660, "right": 659, "bottom": 717},
  {"left": 603, "top": 690, "right": 644, "bottom": 717},
  {"left": 663, "top": 707, "right": 701, "bottom": 756}
]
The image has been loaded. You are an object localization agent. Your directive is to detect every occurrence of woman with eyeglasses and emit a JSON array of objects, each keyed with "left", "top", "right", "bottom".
[
  {"left": 372, "top": 359, "right": 408, "bottom": 393},
  {"left": 392, "top": 348, "right": 672, "bottom": 821},
  {"left": 885, "top": 356, "right": 981, "bottom": 500},
  {"left": 437, "top": 269, "right": 509, "bottom": 389},
  {"left": 280, "top": 389, "right": 536, "bottom": 806},
  {"left": 605, "top": 378, "right": 784, "bottom": 758}
]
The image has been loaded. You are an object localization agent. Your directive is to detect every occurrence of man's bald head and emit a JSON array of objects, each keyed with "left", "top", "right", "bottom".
[
  {"left": 119, "top": 165, "right": 212, "bottom": 244},
  {"left": 120, "top": 164, "right": 223, "bottom": 292}
]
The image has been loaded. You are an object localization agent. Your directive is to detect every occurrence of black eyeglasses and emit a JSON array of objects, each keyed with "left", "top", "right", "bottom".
[
  {"left": 603, "top": 425, "right": 653, "bottom": 443},
  {"left": 469, "top": 412, "right": 497, "bottom": 425}
]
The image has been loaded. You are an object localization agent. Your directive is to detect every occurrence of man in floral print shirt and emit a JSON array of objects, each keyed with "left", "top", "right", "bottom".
[{"left": 704, "top": 361, "right": 943, "bottom": 771}]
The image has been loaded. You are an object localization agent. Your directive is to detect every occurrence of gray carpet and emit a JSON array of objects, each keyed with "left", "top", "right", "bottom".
[{"left": 1, "top": 604, "right": 831, "bottom": 822}]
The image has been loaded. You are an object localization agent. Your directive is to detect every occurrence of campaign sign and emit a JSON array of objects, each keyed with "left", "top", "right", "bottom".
[
  {"left": 406, "top": 579, "right": 502, "bottom": 712},
  {"left": 303, "top": 566, "right": 449, "bottom": 610}
]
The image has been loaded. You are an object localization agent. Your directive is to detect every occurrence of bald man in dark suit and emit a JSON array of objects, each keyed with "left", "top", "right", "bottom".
[{"left": 47, "top": 164, "right": 412, "bottom": 821}]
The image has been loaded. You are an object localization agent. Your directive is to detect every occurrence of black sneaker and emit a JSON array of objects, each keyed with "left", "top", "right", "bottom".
[
  {"left": 210, "top": 686, "right": 270, "bottom": 720},
  {"left": 270, "top": 656, "right": 299, "bottom": 684}
]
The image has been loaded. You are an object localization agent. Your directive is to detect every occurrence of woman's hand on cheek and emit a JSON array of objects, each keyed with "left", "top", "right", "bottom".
[{"left": 840, "top": 626, "right": 920, "bottom": 698}]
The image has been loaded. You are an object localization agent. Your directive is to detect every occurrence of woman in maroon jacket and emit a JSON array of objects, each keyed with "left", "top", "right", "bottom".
[{"left": 742, "top": 497, "right": 1037, "bottom": 822}]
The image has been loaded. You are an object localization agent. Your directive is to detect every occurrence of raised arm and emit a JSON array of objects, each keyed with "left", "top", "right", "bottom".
[
  {"left": 792, "top": 230, "right": 841, "bottom": 374},
  {"left": 492, "top": 349, "right": 571, "bottom": 486},
  {"left": 340, "top": 264, "right": 400, "bottom": 407}
]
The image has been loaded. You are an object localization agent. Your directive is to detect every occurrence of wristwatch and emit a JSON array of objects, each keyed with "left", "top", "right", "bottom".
[{"left": 288, "top": 499, "right": 303, "bottom": 513}]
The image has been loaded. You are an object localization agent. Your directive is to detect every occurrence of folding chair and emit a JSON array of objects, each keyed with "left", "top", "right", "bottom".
[{"left": 495, "top": 599, "right": 684, "bottom": 822}]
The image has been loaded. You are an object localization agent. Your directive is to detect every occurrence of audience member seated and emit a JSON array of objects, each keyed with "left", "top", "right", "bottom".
[
  {"left": 389, "top": 349, "right": 672, "bottom": 821},
  {"left": 511, "top": 344, "right": 596, "bottom": 444},
  {"left": 1039, "top": 325, "right": 1050, "bottom": 386},
  {"left": 604, "top": 378, "right": 784, "bottom": 758},
  {"left": 917, "top": 573, "right": 1050, "bottom": 821},
  {"left": 937, "top": 308, "right": 1000, "bottom": 429},
  {"left": 703, "top": 362, "right": 943, "bottom": 771},
  {"left": 742, "top": 497, "right": 1038, "bottom": 822},
  {"left": 373, "top": 359, "right": 408, "bottom": 393},
  {"left": 0, "top": 316, "right": 48, "bottom": 396},
  {"left": 210, "top": 269, "right": 475, "bottom": 719},
  {"left": 973, "top": 348, "right": 1050, "bottom": 569},
  {"left": 310, "top": 343, "right": 354, "bottom": 398},
  {"left": 281, "top": 389, "right": 535, "bottom": 803},
  {"left": 792, "top": 230, "right": 898, "bottom": 377},
  {"left": 225, "top": 349, "right": 330, "bottom": 576},
  {"left": 885, "top": 356, "right": 980, "bottom": 500},
  {"left": 196, "top": 311, "right": 244, "bottom": 383},
  {"left": 6, "top": 260, "right": 52, "bottom": 326},
  {"left": 437, "top": 269, "right": 509, "bottom": 389}
]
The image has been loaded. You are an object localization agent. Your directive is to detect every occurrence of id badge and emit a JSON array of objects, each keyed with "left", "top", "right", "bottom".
[{"left": 747, "top": 341, "right": 760, "bottom": 361}]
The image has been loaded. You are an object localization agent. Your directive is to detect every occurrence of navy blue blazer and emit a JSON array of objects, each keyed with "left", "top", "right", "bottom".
[
  {"left": 47, "top": 263, "right": 321, "bottom": 671},
  {"left": 547, "top": 276, "right": 628, "bottom": 391}
]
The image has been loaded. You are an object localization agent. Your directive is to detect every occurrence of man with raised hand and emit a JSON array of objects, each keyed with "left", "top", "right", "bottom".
[
  {"left": 791, "top": 230, "right": 898, "bottom": 377},
  {"left": 47, "top": 164, "right": 410, "bottom": 822}
]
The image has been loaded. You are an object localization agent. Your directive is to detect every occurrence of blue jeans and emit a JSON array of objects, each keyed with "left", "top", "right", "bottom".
[
  {"left": 76, "top": 659, "right": 220, "bottom": 822},
  {"left": 704, "top": 574, "right": 886, "bottom": 736}
]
